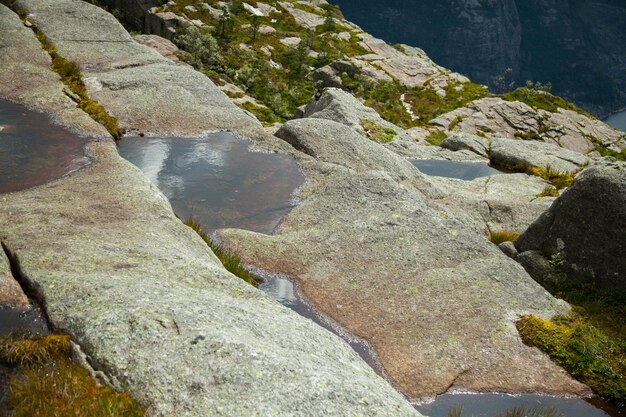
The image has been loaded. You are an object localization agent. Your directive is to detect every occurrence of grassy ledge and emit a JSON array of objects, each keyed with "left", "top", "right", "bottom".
[
  {"left": 32, "top": 29, "right": 121, "bottom": 139},
  {"left": 0, "top": 335, "right": 144, "bottom": 417},
  {"left": 183, "top": 218, "right": 259, "bottom": 286}
]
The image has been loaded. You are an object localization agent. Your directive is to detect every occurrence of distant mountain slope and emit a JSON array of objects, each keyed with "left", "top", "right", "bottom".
[{"left": 330, "top": 0, "right": 626, "bottom": 118}]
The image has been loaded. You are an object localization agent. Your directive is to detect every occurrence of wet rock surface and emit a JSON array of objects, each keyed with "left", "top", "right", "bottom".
[
  {"left": 218, "top": 124, "right": 588, "bottom": 398},
  {"left": 515, "top": 161, "right": 626, "bottom": 294}
]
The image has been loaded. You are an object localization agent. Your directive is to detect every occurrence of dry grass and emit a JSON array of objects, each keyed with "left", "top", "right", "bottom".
[
  {"left": 1, "top": 335, "right": 144, "bottom": 417},
  {"left": 488, "top": 230, "right": 520, "bottom": 245}
]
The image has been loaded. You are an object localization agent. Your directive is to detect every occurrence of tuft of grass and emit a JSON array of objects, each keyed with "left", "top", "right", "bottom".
[
  {"left": 32, "top": 30, "right": 120, "bottom": 139},
  {"left": 534, "top": 165, "right": 576, "bottom": 190},
  {"left": 425, "top": 129, "right": 448, "bottom": 146},
  {"left": 488, "top": 230, "right": 520, "bottom": 245},
  {"left": 448, "top": 115, "right": 463, "bottom": 131},
  {"left": 183, "top": 218, "right": 259, "bottom": 286},
  {"left": 1, "top": 335, "right": 144, "bottom": 417},
  {"left": 360, "top": 119, "right": 396, "bottom": 143},
  {"left": 0, "top": 335, "right": 69, "bottom": 367},
  {"left": 537, "top": 186, "right": 559, "bottom": 198}
]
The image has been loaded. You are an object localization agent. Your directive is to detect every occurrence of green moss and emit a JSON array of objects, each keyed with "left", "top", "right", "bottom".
[
  {"left": 517, "top": 314, "right": 626, "bottom": 401},
  {"left": 241, "top": 101, "right": 283, "bottom": 126},
  {"left": 448, "top": 115, "right": 463, "bottom": 130},
  {"left": 502, "top": 87, "right": 596, "bottom": 119},
  {"left": 1, "top": 335, "right": 144, "bottom": 417},
  {"left": 425, "top": 129, "right": 448, "bottom": 146},
  {"left": 488, "top": 230, "right": 520, "bottom": 245},
  {"left": 514, "top": 131, "right": 542, "bottom": 141},
  {"left": 33, "top": 30, "right": 120, "bottom": 139},
  {"left": 360, "top": 119, "right": 396, "bottom": 143},
  {"left": 183, "top": 218, "right": 259, "bottom": 286}
]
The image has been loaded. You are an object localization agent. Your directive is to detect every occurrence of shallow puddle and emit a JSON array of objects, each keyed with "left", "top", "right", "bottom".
[
  {"left": 0, "top": 306, "right": 50, "bottom": 339},
  {"left": 411, "top": 159, "right": 501, "bottom": 180},
  {"left": 117, "top": 134, "right": 305, "bottom": 234},
  {"left": 415, "top": 392, "right": 622, "bottom": 417},
  {"left": 0, "top": 99, "right": 91, "bottom": 194}
]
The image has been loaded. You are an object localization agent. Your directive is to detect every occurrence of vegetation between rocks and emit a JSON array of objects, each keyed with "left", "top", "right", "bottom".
[
  {"left": 0, "top": 335, "right": 144, "bottom": 417},
  {"left": 360, "top": 119, "right": 396, "bottom": 143},
  {"left": 503, "top": 87, "right": 596, "bottom": 119},
  {"left": 33, "top": 31, "right": 120, "bottom": 139},
  {"left": 488, "top": 230, "right": 520, "bottom": 245},
  {"left": 183, "top": 218, "right": 259, "bottom": 286}
]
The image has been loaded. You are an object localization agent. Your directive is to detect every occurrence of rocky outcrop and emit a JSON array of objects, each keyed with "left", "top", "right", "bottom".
[
  {"left": 332, "top": 0, "right": 626, "bottom": 117},
  {"left": 515, "top": 161, "right": 626, "bottom": 295},
  {"left": 1, "top": 2, "right": 423, "bottom": 415},
  {"left": 431, "top": 97, "right": 625, "bottom": 154},
  {"left": 219, "top": 104, "right": 589, "bottom": 399}
]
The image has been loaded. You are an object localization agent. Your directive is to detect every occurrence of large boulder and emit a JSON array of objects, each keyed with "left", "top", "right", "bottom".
[
  {"left": 515, "top": 161, "right": 626, "bottom": 295},
  {"left": 275, "top": 118, "right": 419, "bottom": 180}
]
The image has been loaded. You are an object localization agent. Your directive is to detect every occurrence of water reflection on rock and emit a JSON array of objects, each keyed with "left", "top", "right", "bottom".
[
  {"left": 0, "top": 99, "right": 91, "bottom": 194},
  {"left": 117, "top": 133, "right": 305, "bottom": 234},
  {"left": 411, "top": 159, "right": 501, "bottom": 180}
]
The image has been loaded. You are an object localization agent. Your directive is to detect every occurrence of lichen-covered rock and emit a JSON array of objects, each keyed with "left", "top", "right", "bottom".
[
  {"left": 515, "top": 161, "right": 626, "bottom": 294},
  {"left": 441, "top": 133, "right": 490, "bottom": 157},
  {"left": 0, "top": 248, "right": 29, "bottom": 310},
  {"left": 0, "top": 4, "right": 108, "bottom": 137},
  {"left": 16, "top": 0, "right": 265, "bottom": 137}
]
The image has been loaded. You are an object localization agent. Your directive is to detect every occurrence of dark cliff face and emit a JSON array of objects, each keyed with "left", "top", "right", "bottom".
[{"left": 331, "top": 0, "right": 626, "bottom": 117}]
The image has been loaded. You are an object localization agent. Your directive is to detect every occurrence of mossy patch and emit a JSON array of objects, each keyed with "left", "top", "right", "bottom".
[
  {"left": 425, "top": 129, "right": 448, "bottom": 146},
  {"left": 536, "top": 186, "right": 560, "bottom": 198},
  {"left": 183, "top": 218, "right": 259, "bottom": 286},
  {"left": 360, "top": 119, "right": 396, "bottom": 143},
  {"left": 1, "top": 335, "right": 144, "bottom": 417},
  {"left": 535, "top": 165, "right": 576, "bottom": 189},
  {"left": 517, "top": 313, "right": 626, "bottom": 401},
  {"left": 33, "top": 31, "right": 120, "bottom": 139}
]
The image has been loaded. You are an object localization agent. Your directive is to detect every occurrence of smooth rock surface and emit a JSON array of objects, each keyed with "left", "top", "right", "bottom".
[
  {"left": 275, "top": 118, "right": 419, "bottom": 180},
  {"left": 515, "top": 161, "right": 626, "bottom": 294}
]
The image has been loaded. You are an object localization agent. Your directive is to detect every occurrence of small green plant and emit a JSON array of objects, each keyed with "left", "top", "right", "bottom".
[
  {"left": 488, "top": 230, "right": 520, "bottom": 245},
  {"left": 360, "top": 119, "right": 396, "bottom": 143},
  {"left": 448, "top": 115, "right": 463, "bottom": 130},
  {"left": 1, "top": 335, "right": 144, "bottom": 417},
  {"left": 502, "top": 87, "right": 595, "bottom": 119},
  {"left": 537, "top": 186, "right": 559, "bottom": 198},
  {"left": 183, "top": 218, "right": 259, "bottom": 286},
  {"left": 425, "top": 129, "right": 448, "bottom": 146}
]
